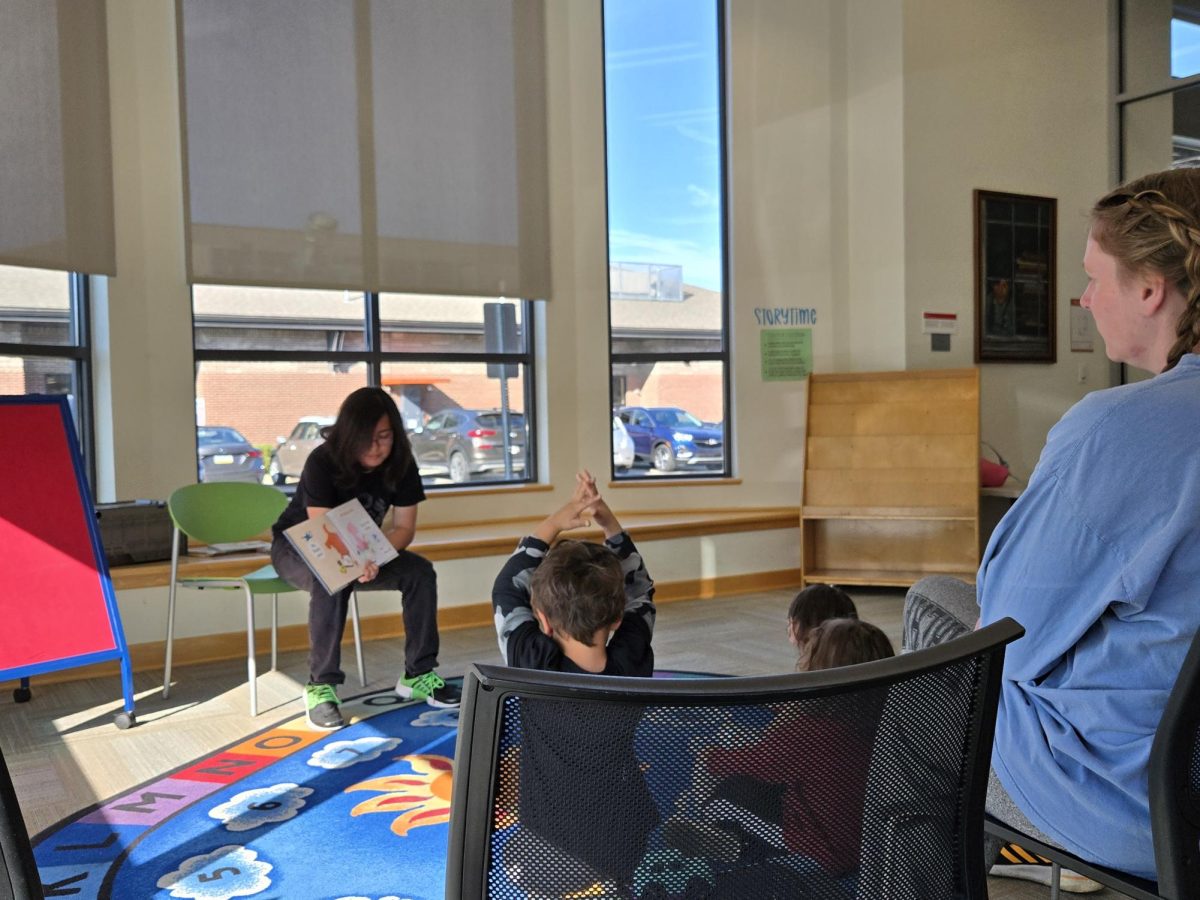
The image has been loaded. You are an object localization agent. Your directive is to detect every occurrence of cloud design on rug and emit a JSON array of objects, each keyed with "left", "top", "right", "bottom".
[
  {"left": 411, "top": 708, "right": 458, "bottom": 728},
  {"left": 309, "top": 736, "right": 402, "bottom": 770},
  {"left": 208, "top": 783, "right": 314, "bottom": 832},
  {"left": 156, "top": 845, "right": 272, "bottom": 898},
  {"left": 335, "top": 896, "right": 413, "bottom": 900}
]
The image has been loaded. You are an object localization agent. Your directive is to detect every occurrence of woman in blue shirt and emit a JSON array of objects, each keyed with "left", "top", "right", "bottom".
[{"left": 906, "top": 167, "right": 1200, "bottom": 888}]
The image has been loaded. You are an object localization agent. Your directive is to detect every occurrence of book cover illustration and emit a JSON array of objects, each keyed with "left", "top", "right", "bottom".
[{"left": 283, "top": 498, "right": 399, "bottom": 594}]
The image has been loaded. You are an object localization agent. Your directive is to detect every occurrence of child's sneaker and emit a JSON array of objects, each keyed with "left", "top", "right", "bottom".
[
  {"left": 304, "top": 682, "right": 344, "bottom": 730},
  {"left": 395, "top": 671, "right": 461, "bottom": 708},
  {"left": 989, "top": 843, "right": 1104, "bottom": 893}
]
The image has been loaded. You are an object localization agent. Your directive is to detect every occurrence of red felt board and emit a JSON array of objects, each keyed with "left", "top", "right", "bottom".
[{"left": 0, "top": 403, "right": 117, "bottom": 669}]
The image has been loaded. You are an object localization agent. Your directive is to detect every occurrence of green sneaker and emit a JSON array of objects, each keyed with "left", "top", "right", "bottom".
[
  {"left": 395, "top": 671, "right": 461, "bottom": 708},
  {"left": 304, "top": 682, "right": 344, "bottom": 730}
]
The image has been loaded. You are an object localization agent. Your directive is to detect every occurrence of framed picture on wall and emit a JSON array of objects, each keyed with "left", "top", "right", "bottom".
[{"left": 974, "top": 189, "right": 1057, "bottom": 363}]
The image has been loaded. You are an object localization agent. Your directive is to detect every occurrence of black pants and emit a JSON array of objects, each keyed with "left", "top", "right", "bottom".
[{"left": 271, "top": 538, "right": 440, "bottom": 685}]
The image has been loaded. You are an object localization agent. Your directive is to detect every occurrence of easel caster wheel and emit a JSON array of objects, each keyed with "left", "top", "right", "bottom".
[
  {"left": 113, "top": 711, "right": 136, "bottom": 730},
  {"left": 13, "top": 687, "right": 31, "bottom": 703}
]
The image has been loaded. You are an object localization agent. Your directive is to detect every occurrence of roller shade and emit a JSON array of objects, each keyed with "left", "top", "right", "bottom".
[
  {"left": 178, "top": 0, "right": 551, "bottom": 299},
  {"left": 0, "top": 0, "right": 116, "bottom": 276}
]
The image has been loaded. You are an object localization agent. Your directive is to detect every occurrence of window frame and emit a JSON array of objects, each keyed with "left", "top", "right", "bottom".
[
  {"left": 1113, "top": 0, "right": 1200, "bottom": 382},
  {"left": 190, "top": 290, "right": 538, "bottom": 489},
  {"left": 0, "top": 272, "right": 96, "bottom": 490},
  {"left": 601, "top": 0, "right": 733, "bottom": 481}
]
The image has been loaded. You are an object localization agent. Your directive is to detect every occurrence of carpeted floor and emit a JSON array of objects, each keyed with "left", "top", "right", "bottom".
[{"left": 33, "top": 686, "right": 459, "bottom": 900}]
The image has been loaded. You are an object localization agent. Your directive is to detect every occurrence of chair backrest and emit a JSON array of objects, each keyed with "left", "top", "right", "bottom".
[
  {"left": 446, "top": 617, "right": 1023, "bottom": 900},
  {"left": 1149, "top": 627, "right": 1200, "bottom": 899},
  {"left": 0, "top": 741, "right": 43, "bottom": 900},
  {"left": 167, "top": 482, "right": 288, "bottom": 545}
]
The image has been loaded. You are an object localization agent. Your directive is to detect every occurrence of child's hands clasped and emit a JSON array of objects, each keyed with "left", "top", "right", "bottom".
[{"left": 534, "top": 470, "right": 623, "bottom": 543}]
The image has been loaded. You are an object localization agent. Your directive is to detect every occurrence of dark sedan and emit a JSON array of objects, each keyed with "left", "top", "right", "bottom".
[{"left": 197, "top": 425, "right": 264, "bottom": 484}]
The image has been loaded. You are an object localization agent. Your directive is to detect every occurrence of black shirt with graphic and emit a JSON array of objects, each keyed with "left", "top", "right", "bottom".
[{"left": 271, "top": 442, "right": 425, "bottom": 538}]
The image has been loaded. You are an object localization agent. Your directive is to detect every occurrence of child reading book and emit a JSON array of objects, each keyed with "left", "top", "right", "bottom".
[{"left": 270, "top": 387, "right": 459, "bottom": 731}]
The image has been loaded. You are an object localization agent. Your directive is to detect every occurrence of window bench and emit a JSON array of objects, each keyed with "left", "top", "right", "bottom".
[{"left": 108, "top": 507, "right": 800, "bottom": 591}]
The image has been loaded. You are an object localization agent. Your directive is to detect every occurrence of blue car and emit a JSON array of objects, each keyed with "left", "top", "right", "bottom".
[{"left": 616, "top": 406, "right": 724, "bottom": 472}]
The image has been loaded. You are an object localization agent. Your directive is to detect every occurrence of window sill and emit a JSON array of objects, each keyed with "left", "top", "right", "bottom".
[
  {"left": 427, "top": 482, "right": 553, "bottom": 499},
  {"left": 607, "top": 477, "right": 742, "bottom": 489}
]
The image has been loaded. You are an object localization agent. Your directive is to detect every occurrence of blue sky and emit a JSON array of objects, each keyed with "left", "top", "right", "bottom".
[
  {"left": 1173, "top": 17, "right": 1200, "bottom": 78},
  {"left": 604, "top": 0, "right": 723, "bottom": 292}
]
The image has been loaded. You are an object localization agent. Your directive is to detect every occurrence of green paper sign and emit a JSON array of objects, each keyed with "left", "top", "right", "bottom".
[{"left": 761, "top": 328, "right": 812, "bottom": 381}]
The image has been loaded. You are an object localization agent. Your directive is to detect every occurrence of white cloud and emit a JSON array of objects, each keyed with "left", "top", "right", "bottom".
[
  {"left": 411, "top": 708, "right": 459, "bottom": 728},
  {"left": 308, "top": 736, "right": 402, "bottom": 770},
  {"left": 156, "top": 845, "right": 272, "bottom": 899},
  {"left": 208, "top": 783, "right": 313, "bottom": 832},
  {"left": 687, "top": 185, "right": 717, "bottom": 209}
]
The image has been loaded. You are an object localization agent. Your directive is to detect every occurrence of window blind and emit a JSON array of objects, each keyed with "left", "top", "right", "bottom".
[
  {"left": 0, "top": 0, "right": 116, "bottom": 276},
  {"left": 178, "top": 0, "right": 551, "bottom": 299}
]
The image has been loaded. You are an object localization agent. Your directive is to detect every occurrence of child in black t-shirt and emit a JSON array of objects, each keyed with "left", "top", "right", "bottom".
[
  {"left": 491, "top": 472, "right": 658, "bottom": 894},
  {"left": 270, "top": 387, "right": 459, "bottom": 730}
]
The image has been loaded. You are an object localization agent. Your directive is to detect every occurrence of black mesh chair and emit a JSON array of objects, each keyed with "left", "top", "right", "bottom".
[
  {"left": 0, "top": 742, "right": 42, "bottom": 900},
  {"left": 447, "top": 617, "right": 1023, "bottom": 900},
  {"left": 985, "top": 627, "right": 1200, "bottom": 900}
]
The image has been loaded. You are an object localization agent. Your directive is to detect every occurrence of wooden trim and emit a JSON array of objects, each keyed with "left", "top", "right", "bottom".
[
  {"left": 5, "top": 568, "right": 804, "bottom": 689},
  {"left": 809, "top": 367, "right": 978, "bottom": 384}
]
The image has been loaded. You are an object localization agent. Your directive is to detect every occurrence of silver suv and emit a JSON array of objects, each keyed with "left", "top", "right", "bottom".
[{"left": 269, "top": 416, "right": 334, "bottom": 484}]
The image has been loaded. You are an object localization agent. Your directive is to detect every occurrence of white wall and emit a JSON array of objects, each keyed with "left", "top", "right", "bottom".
[
  {"left": 841, "top": 0, "right": 908, "bottom": 372},
  {"left": 900, "top": 0, "right": 1111, "bottom": 478}
]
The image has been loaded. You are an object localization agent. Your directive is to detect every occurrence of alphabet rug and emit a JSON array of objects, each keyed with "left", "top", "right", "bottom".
[{"left": 33, "top": 685, "right": 462, "bottom": 900}]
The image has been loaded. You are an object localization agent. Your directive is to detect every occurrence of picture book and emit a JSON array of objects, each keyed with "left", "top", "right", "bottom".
[{"left": 282, "top": 498, "right": 398, "bottom": 594}]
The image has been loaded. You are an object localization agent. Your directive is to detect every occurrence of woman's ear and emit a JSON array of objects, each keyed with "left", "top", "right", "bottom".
[{"left": 1138, "top": 270, "right": 1170, "bottom": 317}]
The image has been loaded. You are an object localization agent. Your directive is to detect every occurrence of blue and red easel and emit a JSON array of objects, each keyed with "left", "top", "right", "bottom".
[{"left": 0, "top": 395, "right": 136, "bottom": 729}]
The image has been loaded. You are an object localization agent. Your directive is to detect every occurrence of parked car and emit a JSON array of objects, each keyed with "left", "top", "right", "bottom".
[
  {"left": 616, "top": 406, "right": 724, "bottom": 472},
  {"left": 197, "top": 425, "right": 264, "bottom": 484},
  {"left": 269, "top": 415, "right": 334, "bottom": 484},
  {"left": 613, "top": 414, "right": 635, "bottom": 471},
  {"left": 409, "top": 408, "right": 527, "bottom": 483}
]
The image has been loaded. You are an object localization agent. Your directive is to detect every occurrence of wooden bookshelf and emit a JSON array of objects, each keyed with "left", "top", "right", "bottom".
[{"left": 800, "top": 368, "right": 980, "bottom": 588}]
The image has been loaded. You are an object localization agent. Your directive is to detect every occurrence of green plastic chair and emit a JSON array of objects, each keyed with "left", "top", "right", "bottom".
[{"left": 162, "top": 482, "right": 366, "bottom": 716}]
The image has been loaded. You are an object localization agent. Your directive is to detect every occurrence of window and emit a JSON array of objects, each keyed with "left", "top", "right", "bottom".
[
  {"left": 192, "top": 288, "right": 534, "bottom": 489},
  {"left": 1119, "top": 1, "right": 1200, "bottom": 174},
  {"left": 603, "top": 0, "right": 730, "bottom": 479},
  {"left": 0, "top": 264, "right": 94, "bottom": 483}
]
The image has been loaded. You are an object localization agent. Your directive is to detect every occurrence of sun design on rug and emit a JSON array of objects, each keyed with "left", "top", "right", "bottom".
[{"left": 345, "top": 754, "right": 454, "bottom": 836}]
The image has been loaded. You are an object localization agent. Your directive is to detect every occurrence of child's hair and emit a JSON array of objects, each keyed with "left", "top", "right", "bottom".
[
  {"left": 788, "top": 583, "right": 857, "bottom": 644},
  {"left": 798, "top": 618, "right": 895, "bottom": 672},
  {"left": 530, "top": 539, "right": 624, "bottom": 646},
  {"left": 322, "top": 387, "right": 414, "bottom": 489}
]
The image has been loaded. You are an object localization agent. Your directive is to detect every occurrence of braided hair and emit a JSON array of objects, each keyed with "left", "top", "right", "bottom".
[{"left": 1090, "top": 168, "right": 1200, "bottom": 371}]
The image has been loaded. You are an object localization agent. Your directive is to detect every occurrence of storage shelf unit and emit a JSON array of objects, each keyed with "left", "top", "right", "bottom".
[{"left": 800, "top": 368, "right": 980, "bottom": 588}]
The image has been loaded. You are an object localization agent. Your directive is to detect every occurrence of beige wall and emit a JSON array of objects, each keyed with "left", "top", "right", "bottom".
[
  {"left": 95, "top": 0, "right": 1112, "bottom": 641},
  {"left": 900, "top": 0, "right": 1112, "bottom": 478}
]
